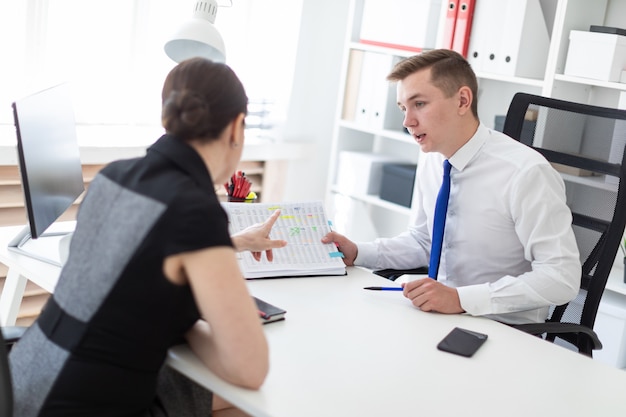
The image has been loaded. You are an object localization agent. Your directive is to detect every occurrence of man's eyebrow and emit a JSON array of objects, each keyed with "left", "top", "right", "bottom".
[{"left": 398, "top": 93, "right": 423, "bottom": 106}]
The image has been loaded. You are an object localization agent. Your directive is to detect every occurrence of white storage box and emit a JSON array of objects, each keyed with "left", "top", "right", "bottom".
[
  {"left": 359, "top": 0, "right": 441, "bottom": 52},
  {"left": 335, "top": 151, "right": 404, "bottom": 196},
  {"left": 564, "top": 30, "right": 626, "bottom": 82}
]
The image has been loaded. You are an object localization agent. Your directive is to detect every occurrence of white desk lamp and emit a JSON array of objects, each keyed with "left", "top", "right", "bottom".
[{"left": 164, "top": 0, "right": 226, "bottom": 63}]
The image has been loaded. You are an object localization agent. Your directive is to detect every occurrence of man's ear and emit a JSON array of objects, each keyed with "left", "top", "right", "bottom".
[{"left": 457, "top": 86, "right": 473, "bottom": 115}]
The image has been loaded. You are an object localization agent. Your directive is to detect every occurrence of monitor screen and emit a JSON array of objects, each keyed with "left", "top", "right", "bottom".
[{"left": 11, "top": 83, "right": 84, "bottom": 241}]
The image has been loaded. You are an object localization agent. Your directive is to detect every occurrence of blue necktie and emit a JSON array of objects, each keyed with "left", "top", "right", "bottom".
[{"left": 429, "top": 159, "right": 452, "bottom": 280}]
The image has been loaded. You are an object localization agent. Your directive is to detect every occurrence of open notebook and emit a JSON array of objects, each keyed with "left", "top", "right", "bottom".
[{"left": 223, "top": 201, "right": 346, "bottom": 279}]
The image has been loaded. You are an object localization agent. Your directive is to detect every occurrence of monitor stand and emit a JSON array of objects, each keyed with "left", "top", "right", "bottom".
[{"left": 7, "top": 223, "right": 75, "bottom": 267}]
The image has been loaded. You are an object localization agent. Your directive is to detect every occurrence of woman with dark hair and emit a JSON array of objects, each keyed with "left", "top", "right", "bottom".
[{"left": 10, "top": 57, "right": 286, "bottom": 416}]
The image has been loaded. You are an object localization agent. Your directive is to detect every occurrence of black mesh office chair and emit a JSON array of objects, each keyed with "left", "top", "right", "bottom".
[
  {"left": 0, "top": 326, "right": 13, "bottom": 417},
  {"left": 502, "top": 92, "right": 626, "bottom": 357}
]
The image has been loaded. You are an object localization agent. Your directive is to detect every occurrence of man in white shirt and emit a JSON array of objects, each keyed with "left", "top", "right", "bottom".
[{"left": 322, "top": 49, "right": 581, "bottom": 325}]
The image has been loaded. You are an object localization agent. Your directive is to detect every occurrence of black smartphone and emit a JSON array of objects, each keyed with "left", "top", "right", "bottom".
[{"left": 437, "top": 327, "right": 488, "bottom": 357}]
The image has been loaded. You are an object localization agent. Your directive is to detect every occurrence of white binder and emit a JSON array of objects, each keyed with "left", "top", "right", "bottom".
[
  {"left": 495, "top": 0, "right": 549, "bottom": 78},
  {"left": 342, "top": 49, "right": 365, "bottom": 121},
  {"left": 354, "top": 51, "right": 393, "bottom": 130},
  {"left": 466, "top": 0, "right": 549, "bottom": 79},
  {"left": 466, "top": 0, "right": 501, "bottom": 73}
]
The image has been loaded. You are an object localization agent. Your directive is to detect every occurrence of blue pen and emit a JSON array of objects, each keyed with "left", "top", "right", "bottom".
[{"left": 363, "top": 286, "right": 403, "bottom": 291}]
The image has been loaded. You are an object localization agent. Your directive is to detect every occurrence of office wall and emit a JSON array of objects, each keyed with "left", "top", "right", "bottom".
[{"left": 280, "top": 0, "right": 351, "bottom": 202}]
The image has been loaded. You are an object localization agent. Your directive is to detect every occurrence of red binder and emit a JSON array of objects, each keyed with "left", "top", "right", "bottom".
[
  {"left": 443, "top": 0, "right": 459, "bottom": 50},
  {"left": 452, "top": 0, "right": 476, "bottom": 58}
]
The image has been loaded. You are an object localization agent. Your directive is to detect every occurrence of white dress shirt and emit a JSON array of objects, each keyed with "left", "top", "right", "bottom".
[{"left": 355, "top": 123, "right": 581, "bottom": 324}]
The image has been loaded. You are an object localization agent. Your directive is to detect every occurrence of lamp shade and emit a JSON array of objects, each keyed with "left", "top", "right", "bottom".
[{"left": 164, "top": 0, "right": 226, "bottom": 63}]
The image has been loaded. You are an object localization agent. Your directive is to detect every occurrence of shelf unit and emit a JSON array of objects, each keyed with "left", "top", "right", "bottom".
[
  {"left": 326, "top": 0, "right": 626, "bottom": 241},
  {"left": 325, "top": 0, "right": 423, "bottom": 242}
]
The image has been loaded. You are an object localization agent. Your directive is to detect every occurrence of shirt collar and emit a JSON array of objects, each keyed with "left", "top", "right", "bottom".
[
  {"left": 448, "top": 123, "right": 488, "bottom": 171},
  {"left": 147, "top": 134, "right": 215, "bottom": 191}
]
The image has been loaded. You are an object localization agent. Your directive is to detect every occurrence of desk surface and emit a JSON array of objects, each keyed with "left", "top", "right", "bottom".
[
  {"left": 1, "top": 225, "right": 626, "bottom": 416},
  {"left": 0, "top": 224, "right": 69, "bottom": 293},
  {"left": 169, "top": 269, "right": 626, "bottom": 417}
]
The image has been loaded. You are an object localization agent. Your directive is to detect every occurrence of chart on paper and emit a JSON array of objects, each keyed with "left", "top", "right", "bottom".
[{"left": 222, "top": 201, "right": 346, "bottom": 278}]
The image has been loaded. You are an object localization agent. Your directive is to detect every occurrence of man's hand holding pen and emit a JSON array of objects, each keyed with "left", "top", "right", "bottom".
[
  {"left": 401, "top": 278, "right": 464, "bottom": 314},
  {"left": 322, "top": 229, "right": 465, "bottom": 314}
]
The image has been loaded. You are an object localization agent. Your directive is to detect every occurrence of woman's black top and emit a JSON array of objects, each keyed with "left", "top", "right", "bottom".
[{"left": 10, "top": 135, "right": 232, "bottom": 416}]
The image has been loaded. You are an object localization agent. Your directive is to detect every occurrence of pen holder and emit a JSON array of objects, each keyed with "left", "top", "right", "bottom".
[
  {"left": 225, "top": 171, "right": 255, "bottom": 203},
  {"left": 228, "top": 195, "right": 257, "bottom": 203}
]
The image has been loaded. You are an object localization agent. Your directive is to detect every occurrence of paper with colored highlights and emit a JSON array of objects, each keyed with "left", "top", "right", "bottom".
[{"left": 223, "top": 201, "right": 347, "bottom": 279}]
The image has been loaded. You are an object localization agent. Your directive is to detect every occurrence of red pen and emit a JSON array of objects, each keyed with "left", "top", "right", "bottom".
[
  {"left": 241, "top": 172, "right": 247, "bottom": 197},
  {"left": 235, "top": 171, "right": 243, "bottom": 197}
]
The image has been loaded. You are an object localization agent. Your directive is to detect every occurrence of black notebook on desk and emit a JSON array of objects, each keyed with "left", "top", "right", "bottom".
[{"left": 254, "top": 296, "right": 286, "bottom": 324}]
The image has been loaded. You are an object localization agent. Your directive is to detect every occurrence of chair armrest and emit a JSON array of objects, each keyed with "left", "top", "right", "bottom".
[{"left": 511, "top": 322, "right": 602, "bottom": 351}]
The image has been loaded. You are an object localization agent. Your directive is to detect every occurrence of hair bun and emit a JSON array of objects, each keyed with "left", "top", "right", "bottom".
[{"left": 162, "top": 90, "right": 211, "bottom": 138}]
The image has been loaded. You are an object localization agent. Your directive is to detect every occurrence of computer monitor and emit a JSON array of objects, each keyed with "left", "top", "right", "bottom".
[{"left": 8, "top": 83, "right": 85, "bottom": 265}]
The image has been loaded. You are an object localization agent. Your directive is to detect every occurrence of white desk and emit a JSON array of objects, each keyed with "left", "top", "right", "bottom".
[
  {"left": 167, "top": 271, "right": 626, "bottom": 417},
  {"left": 2, "top": 225, "right": 626, "bottom": 416},
  {"left": 0, "top": 224, "right": 69, "bottom": 325}
]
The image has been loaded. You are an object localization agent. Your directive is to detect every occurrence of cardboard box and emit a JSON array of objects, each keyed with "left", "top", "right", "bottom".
[
  {"left": 564, "top": 30, "right": 626, "bottom": 82},
  {"left": 379, "top": 163, "right": 417, "bottom": 208},
  {"left": 336, "top": 151, "right": 403, "bottom": 196}
]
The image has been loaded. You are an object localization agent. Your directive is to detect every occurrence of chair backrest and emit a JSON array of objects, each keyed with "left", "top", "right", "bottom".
[
  {"left": 0, "top": 326, "right": 13, "bottom": 417},
  {"left": 503, "top": 93, "right": 626, "bottom": 351}
]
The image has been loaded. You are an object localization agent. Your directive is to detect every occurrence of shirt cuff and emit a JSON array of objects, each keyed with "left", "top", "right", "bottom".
[
  {"left": 457, "top": 283, "right": 492, "bottom": 316},
  {"left": 354, "top": 242, "right": 379, "bottom": 268}
]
